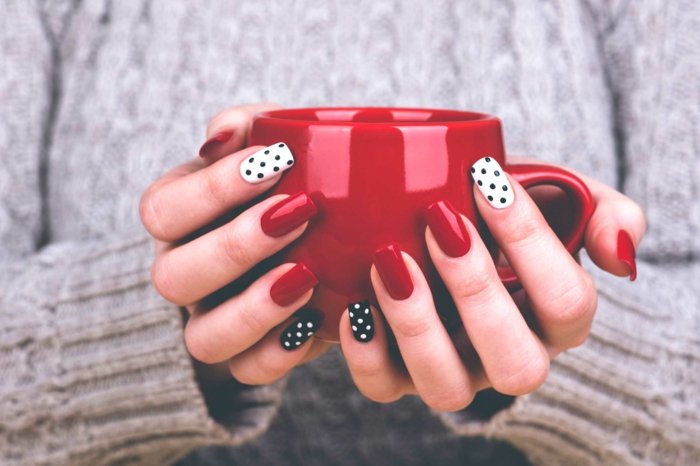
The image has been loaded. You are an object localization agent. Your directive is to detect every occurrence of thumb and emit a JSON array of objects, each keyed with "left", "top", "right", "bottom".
[{"left": 581, "top": 175, "right": 646, "bottom": 280}]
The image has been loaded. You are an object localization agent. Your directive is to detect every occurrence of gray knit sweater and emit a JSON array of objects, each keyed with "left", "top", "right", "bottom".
[{"left": 1, "top": 1, "right": 699, "bottom": 465}]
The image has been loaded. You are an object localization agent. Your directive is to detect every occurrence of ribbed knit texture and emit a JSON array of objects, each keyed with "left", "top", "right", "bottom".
[{"left": 1, "top": 0, "right": 699, "bottom": 465}]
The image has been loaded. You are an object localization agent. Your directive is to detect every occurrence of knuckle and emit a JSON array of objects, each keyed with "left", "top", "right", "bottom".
[
  {"left": 499, "top": 212, "right": 545, "bottom": 249},
  {"left": 201, "top": 170, "right": 230, "bottom": 211},
  {"left": 150, "top": 257, "right": 185, "bottom": 305},
  {"left": 236, "top": 302, "right": 269, "bottom": 336},
  {"left": 220, "top": 226, "right": 256, "bottom": 270},
  {"left": 546, "top": 272, "right": 598, "bottom": 328},
  {"left": 452, "top": 268, "right": 496, "bottom": 304},
  {"left": 391, "top": 314, "right": 435, "bottom": 340},
  {"left": 349, "top": 356, "right": 386, "bottom": 380},
  {"left": 184, "top": 323, "right": 218, "bottom": 364},
  {"left": 362, "top": 386, "right": 404, "bottom": 404},
  {"left": 250, "top": 354, "right": 292, "bottom": 385},
  {"left": 228, "top": 363, "right": 260, "bottom": 386},
  {"left": 422, "top": 384, "right": 474, "bottom": 412},
  {"left": 491, "top": 350, "right": 550, "bottom": 396}
]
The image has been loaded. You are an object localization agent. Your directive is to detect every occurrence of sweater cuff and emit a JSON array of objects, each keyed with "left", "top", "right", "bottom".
[
  {"left": 436, "top": 254, "right": 700, "bottom": 465},
  {"left": 1, "top": 235, "right": 285, "bottom": 465}
]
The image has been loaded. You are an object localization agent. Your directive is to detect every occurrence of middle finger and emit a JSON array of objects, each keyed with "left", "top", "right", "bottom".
[{"left": 152, "top": 193, "right": 317, "bottom": 305}]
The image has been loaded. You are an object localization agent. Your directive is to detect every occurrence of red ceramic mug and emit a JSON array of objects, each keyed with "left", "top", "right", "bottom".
[{"left": 247, "top": 108, "right": 594, "bottom": 342}]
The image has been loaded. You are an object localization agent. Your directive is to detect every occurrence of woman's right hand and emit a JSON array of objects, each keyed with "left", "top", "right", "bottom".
[{"left": 140, "top": 103, "right": 333, "bottom": 388}]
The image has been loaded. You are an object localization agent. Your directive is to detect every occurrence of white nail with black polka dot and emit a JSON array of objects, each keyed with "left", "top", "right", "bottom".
[
  {"left": 280, "top": 310, "right": 321, "bottom": 351},
  {"left": 470, "top": 157, "right": 514, "bottom": 209},
  {"left": 348, "top": 300, "right": 374, "bottom": 343},
  {"left": 241, "top": 142, "right": 295, "bottom": 184}
]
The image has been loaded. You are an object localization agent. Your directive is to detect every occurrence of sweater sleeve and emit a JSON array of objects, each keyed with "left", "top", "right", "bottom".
[
  {"left": 437, "top": 255, "right": 700, "bottom": 465},
  {"left": 0, "top": 4, "right": 284, "bottom": 465},
  {"left": 0, "top": 236, "right": 288, "bottom": 466},
  {"left": 438, "top": 2, "right": 700, "bottom": 464}
]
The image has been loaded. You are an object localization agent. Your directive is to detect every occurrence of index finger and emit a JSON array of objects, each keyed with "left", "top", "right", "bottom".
[{"left": 140, "top": 144, "right": 289, "bottom": 242}]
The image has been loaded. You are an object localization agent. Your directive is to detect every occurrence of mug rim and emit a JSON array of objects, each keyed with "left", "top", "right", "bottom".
[{"left": 254, "top": 107, "right": 498, "bottom": 127}]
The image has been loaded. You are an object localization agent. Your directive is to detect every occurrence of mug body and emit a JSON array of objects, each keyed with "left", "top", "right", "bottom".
[{"left": 248, "top": 108, "right": 505, "bottom": 341}]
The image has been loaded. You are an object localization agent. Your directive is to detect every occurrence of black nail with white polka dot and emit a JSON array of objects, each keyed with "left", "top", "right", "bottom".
[
  {"left": 280, "top": 309, "right": 322, "bottom": 351},
  {"left": 348, "top": 300, "right": 374, "bottom": 343}
]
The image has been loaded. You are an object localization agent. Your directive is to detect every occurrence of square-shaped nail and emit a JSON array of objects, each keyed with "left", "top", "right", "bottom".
[
  {"left": 241, "top": 142, "right": 294, "bottom": 184},
  {"left": 270, "top": 263, "right": 319, "bottom": 306},
  {"left": 470, "top": 157, "right": 514, "bottom": 208},
  {"left": 261, "top": 192, "right": 318, "bottom": 237},
  {"left": 373, "top": 244, "right": 414, "bottom": 300},
  {"left": 425, "top": 200, "right": 471, "bottom": 257},
  {"left": 348, "top": 300, "right": 374, "bottom": 342},
  {"left": 280, "top": 309, "right": 323, "bottom": 350}
]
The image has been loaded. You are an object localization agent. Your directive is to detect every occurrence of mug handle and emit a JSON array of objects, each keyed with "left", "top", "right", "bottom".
[{"left": 497, "top": 163, "right": 595, "bottom": 291}]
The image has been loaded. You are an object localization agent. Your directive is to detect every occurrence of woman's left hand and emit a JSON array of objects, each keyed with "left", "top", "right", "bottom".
[{"left": 339, "top": 159, "right": 646, "bottom": 411}]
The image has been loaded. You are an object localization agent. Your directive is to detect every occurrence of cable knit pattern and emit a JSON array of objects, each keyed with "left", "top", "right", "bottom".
[
  {"left": 600, "top": 0, "right": 700, "bottom": 258},
  {"left": 1, "top": 0, "right": 699, "bottom": 465}
]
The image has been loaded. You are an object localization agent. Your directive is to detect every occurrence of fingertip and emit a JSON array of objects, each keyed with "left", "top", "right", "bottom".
[
  {"left": 199, "top": 130, "right": 236, "bottom": 159},
  {"left": 584, "top": 207, "right": 639, "bottom": 280},
  {"left": 338, "top": 309, "right": 354, "bottom": 345}
]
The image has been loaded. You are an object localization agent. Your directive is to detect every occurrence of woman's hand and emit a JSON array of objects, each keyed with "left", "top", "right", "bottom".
[
  {"left": 339, "top": 157, "right": 645, "bottom": 411},
  {"left": 140, "top": 103, "right": 333, "bottom": 388}
]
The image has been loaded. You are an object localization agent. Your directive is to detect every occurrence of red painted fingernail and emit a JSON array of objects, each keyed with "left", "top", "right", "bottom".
[
  {"left": 261, "top": 192, "right": 318, "bottom": 237},
  {"left": 374, "top": 244, "right": 414, "bottom": 300},
  {"left": 617, "top": 230, "right": 637, "bottom": 281},
  {"left": 425, "top": 200, "right": 472, "bottom": 258},
  {"left": 199, "top": 130, "right": 234, "bottom": 157},
  {"left": 270, "top": 263, "right": 319, "bottom": 306}
]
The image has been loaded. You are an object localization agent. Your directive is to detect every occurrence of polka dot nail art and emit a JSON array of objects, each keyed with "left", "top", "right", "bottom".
[
  {"left": 241, "top": 142, "right": 295, "bottom": 184},
  {"left": 470, "top": 157, "right": 514, "bottom": 209},
  {"left": 280, "top": 309, "right": 322, "bottom": 351},
  {"left": 348, "top": 300, "right": 374, "bottom": 343}
]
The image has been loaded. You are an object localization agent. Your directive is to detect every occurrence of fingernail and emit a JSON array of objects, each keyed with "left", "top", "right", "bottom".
[
  {"left": 270, "top": 263, "right": 319, "bottom": 306},
  {"left": 261, "top": 192, "right": 318, "bottom": 237},
  {"left": 280, "top": 309, "right": 322, "bottom": 350},
  {"left": 470, "top": 157, "right": 514, "bottom": 208},
  {"left": 425, "top": 200, "right": 472, "bottom": 257},
  {"left": 241, "top": 142, "right": 294, "bottom": 184},
  {"left": 617, "top": 230, "right": 637, "bottom": 281},
  {"left": 374, "top": 244, "right": 414, "bottom": 300},
  {"left": 199, "top": 130, "right": 234, "bottom": 157},
  {"left": 348, "top": 300, "right": 374, "bottom": 342}
]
